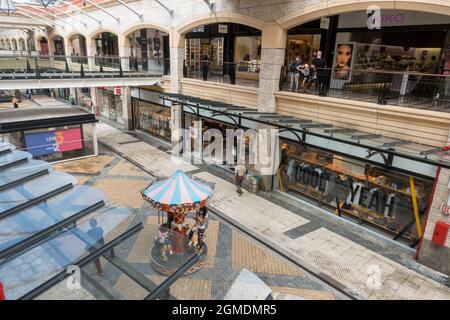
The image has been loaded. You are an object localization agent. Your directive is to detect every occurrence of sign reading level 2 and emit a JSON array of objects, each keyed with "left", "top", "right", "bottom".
[{"left": 25, "top": 128, "right": 83, "bottom": 157}]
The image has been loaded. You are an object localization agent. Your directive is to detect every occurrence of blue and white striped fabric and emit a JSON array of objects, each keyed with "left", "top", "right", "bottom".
[{"left": 142, "top": 169, "right": 213, "bottom": 206}]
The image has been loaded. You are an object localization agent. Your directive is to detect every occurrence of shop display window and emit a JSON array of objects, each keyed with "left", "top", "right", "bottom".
[
  {"left": 234, "top": 36, "right": 261, "bottom": 76},
  {"left": 277, "top": 142, "right": 432, "bottom": 240},
  {"left": 136, "top": 102, "right": 171, "bottom": 141},
  {"left": 97, "top": 88, "right": 124, "bottom": 125}
]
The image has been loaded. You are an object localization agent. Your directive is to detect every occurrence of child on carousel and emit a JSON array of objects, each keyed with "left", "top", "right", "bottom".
[{"left": 187, "top": 207, "right": 209, "bottom": 254}]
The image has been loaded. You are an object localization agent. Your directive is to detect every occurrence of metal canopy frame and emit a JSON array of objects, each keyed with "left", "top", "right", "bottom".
[
  {"left": 19, "top": 223, "right": 144, "bottom": 300},
  {"left": 83, "top": 0, "right": 120, "bottom": 24},
  {"left": 14, "top": 3, "right": 73, "bottom": 28},
  {"left": 159, "top": 93, "right": 450, "bottom": 176},
  {"left": 202, "top": 0, "right": 215, "bottom": 12},
  {"left": 15, "top": 10, "right": 55, "bottom": 28},
  {"left": 154, "top": 0, "right": 173, "bottom": 17},
  {"left": 58, "top": 0, "right": 101, "bottom": 25},
  {"left": 50, "top": 5, "right": 87, "bottom": 28},
  {"left": 117, "top": 0, "right": 142, "bottom": 21},
  {"left": 16, "top": 6, "right": 65, "bottom": 29}
]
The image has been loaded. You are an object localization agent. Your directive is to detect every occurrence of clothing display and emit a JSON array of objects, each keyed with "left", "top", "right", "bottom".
[{"left": 281, "top": 142, "right": 432, "bottom": 240}]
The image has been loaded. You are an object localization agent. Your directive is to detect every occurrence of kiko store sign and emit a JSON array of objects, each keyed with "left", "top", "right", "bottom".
[{"left": 338, "top": 10, "right": 450, "bottom": 29}]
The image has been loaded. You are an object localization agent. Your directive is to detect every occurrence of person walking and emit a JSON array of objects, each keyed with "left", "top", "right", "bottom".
[
  {"left": 202, "top": 54, "right": 209, "bottom": 81},
  {"left": 234, "top": 164, "right": 246, "bottom": 196},
  {"left": 86, "top": 218, "right": 105, "bottom": 276},
  {"left": 312, "top": 51, "right": 327, "bottom": 96},
  {"left": 11, "top": 97, "right": 19, "bottom": 109}
]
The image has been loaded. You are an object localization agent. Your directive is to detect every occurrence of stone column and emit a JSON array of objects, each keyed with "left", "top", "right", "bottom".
[
  {"left": 253, "top": 123, "right": 280, "bottom": 192},
  {"left": 257, "top": 23, "right": 287, "bottom": 113},
  {"left": 89, "top": 87, "right": 99, "bottom": 115},
  {"left": 121, "top": 86, "right": 133, "bottom": 130},
  {"left": 170, "top": 103, "right": 184, "bottom": 152},
  {"left": 418, "top": 168, "right": 450, "bottom": 276},
  {"left": 86, "top": 37, "right": 96, "bottom": 72},
  {"left": 118, "top": 35, "right": 131, "bottom": 72},
  {"left": 169, "top": 30, "right": 185, "bottom": 94}
]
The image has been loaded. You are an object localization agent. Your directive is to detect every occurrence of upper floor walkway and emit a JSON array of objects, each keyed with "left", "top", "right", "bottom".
[{"left": 0, "top": 53, "right": 166, "bottom": 89}]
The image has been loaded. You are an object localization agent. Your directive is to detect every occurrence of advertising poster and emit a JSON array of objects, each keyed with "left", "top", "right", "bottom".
[
  {"left": 25, "top": 128, "right": 83, "bottom": 157},
  {"left": 332, "top": 42, "right": 355, "bottom": 80}
]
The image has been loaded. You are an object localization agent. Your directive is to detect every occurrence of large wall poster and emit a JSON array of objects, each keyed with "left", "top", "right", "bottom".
[{"left": 25, "top": 128, "right": 83, "bottom": 157}]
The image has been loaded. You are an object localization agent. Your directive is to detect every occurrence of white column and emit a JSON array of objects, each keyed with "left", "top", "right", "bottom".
[
  {"left": 169, "top": 31, "right": 185, "bottom": 94},
  {"left": 257, "top": 23, "right": 287, "bottom": 113}
]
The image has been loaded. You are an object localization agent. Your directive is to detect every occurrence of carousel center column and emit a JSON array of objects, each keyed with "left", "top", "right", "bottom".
[{"left": 257, "top": 23, "right": 287, "bottom": 113}]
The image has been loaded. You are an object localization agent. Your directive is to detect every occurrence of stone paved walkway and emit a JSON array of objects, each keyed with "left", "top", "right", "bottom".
[{"left": 95, "top": 121, "right": 450, "bottom": 300}]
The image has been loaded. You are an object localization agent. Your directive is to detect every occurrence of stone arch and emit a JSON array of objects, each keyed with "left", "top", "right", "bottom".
[
  {"left": 277, "top": 0, "right": 450, "bottom": 30},
  {"left": 88, "top": 28, "right": 120, "bottom": 41},
  {"left": 11, "top": 39, "right": 17, "bottom": 51},
  {"left": 19, "top": 38, "right": 26, "bottom": 51},
  {"left": 176, "top": 12, "right": 265, "bottom": 35},
  {"left": 123, "top": 23, "right": 170, "bottom": 38}
]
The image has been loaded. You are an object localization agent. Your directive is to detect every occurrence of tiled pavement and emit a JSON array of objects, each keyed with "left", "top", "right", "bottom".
[
  {"left": 54, "top": 143, "right": 341, "bottom": 300},
  {"left": 92, "top": 121, "right": 450, "bottom": 300}
]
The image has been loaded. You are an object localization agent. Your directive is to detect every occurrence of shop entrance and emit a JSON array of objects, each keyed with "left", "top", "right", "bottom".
[{"left": 276, "top": 140, "right": 433, "bottom": 245}]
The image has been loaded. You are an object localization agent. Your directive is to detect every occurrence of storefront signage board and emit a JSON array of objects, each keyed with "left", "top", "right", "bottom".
[
  {"left": 218, "top": 24, "right": 228, "bottom": 34},
  {"left": 25, "top": 128, "right": 83, "bottom": 157},
  {"left": 320, "top": 18, "right": 330, "bottom": 30},
  {"left": 338, "top": 10, "right": 450, "bottom": 29}
]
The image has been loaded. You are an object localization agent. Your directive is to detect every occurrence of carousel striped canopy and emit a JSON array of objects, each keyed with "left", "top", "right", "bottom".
[{"left": 142, "top": 169, "right": 214, "bottom": 208}]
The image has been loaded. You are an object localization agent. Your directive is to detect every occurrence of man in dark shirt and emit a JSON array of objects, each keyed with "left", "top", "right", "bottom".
[
  {"left": 86, "top": 218, "right": 105, "bottom": 276},
  {"left": 312, "top": 51, "right": 327, "bottom": 96}
]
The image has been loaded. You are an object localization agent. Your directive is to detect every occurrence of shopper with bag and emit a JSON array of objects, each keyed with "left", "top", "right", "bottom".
[{"left": 234, "top": 164, "right": 246, "bottom": 196}]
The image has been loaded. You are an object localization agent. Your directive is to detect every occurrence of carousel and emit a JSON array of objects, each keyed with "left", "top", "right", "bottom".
[{"left": 141, "top": 169, "right": 215, "bottom": 276}]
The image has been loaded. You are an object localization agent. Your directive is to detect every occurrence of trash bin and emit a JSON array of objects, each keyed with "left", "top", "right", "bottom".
[{"left": 248, "top": 176, "right": 260, "bottom": 194}]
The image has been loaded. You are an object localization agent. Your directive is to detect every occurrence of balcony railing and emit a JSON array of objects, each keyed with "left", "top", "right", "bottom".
[
  {"left": 0, "top": 54, "right": 170, "bottom": 80},
  {"left": 280, "top": 66, "right": 450, "bottom": 112},
  {"left": 183, "top": 60, "right": 260, "bottom": 88}
]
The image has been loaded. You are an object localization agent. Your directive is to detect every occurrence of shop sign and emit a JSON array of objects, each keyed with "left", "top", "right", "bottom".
[
  {"left": 25, "top": 128, "right": 83, "bottom": 157},
  {"left": 440, "top": 204, "right": 450, "bottom": 215},
  {"left": 191, "top": 26, "right": 205, "bottom": 33},
  {"left": 218, "top": 24, "right": 228, "bottom": 34},
  {"left": 114, "top": 86, "right": 123, "bottom": 95},
  {"left": 320, "top": 18, "right": 330, "bottom": 30}
]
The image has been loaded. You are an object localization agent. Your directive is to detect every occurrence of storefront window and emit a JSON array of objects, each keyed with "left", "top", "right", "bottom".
[
  {"left": 277, "top": 141, "right": 433, "bottom": 241},
  {"left": 286, "top": 34, "right": 321, "bottom": 65},
  {"left": 134, "top": 101, "right": 171, "bottom": 141},
  {"left": 234, "top": 36, "right": 261, "bottom": 78},
  {"left": 97, "top": 88, "right": 124, "bottom": 125}
]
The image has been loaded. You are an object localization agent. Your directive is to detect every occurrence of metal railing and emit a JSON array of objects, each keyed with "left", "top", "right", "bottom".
[
  {"left": 183, "top": 60, "right": 260, "bottom": 87},
  {"left": 280, "top": 66, "right": 450, "bottom": 111},
  {"left": 0, "top": 54, "right": 169, "bottom": 80}
]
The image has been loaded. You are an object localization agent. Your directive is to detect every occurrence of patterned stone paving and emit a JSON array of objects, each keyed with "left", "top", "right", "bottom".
[
  {"left": 92, "top": 178, "right": 149, "bottom": 209},
  {"left": 53, "top": 146, "right": 340, "bottom": 300},
  {"left": 53, "top": 155, "right": 115, "bottom": 174}
]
